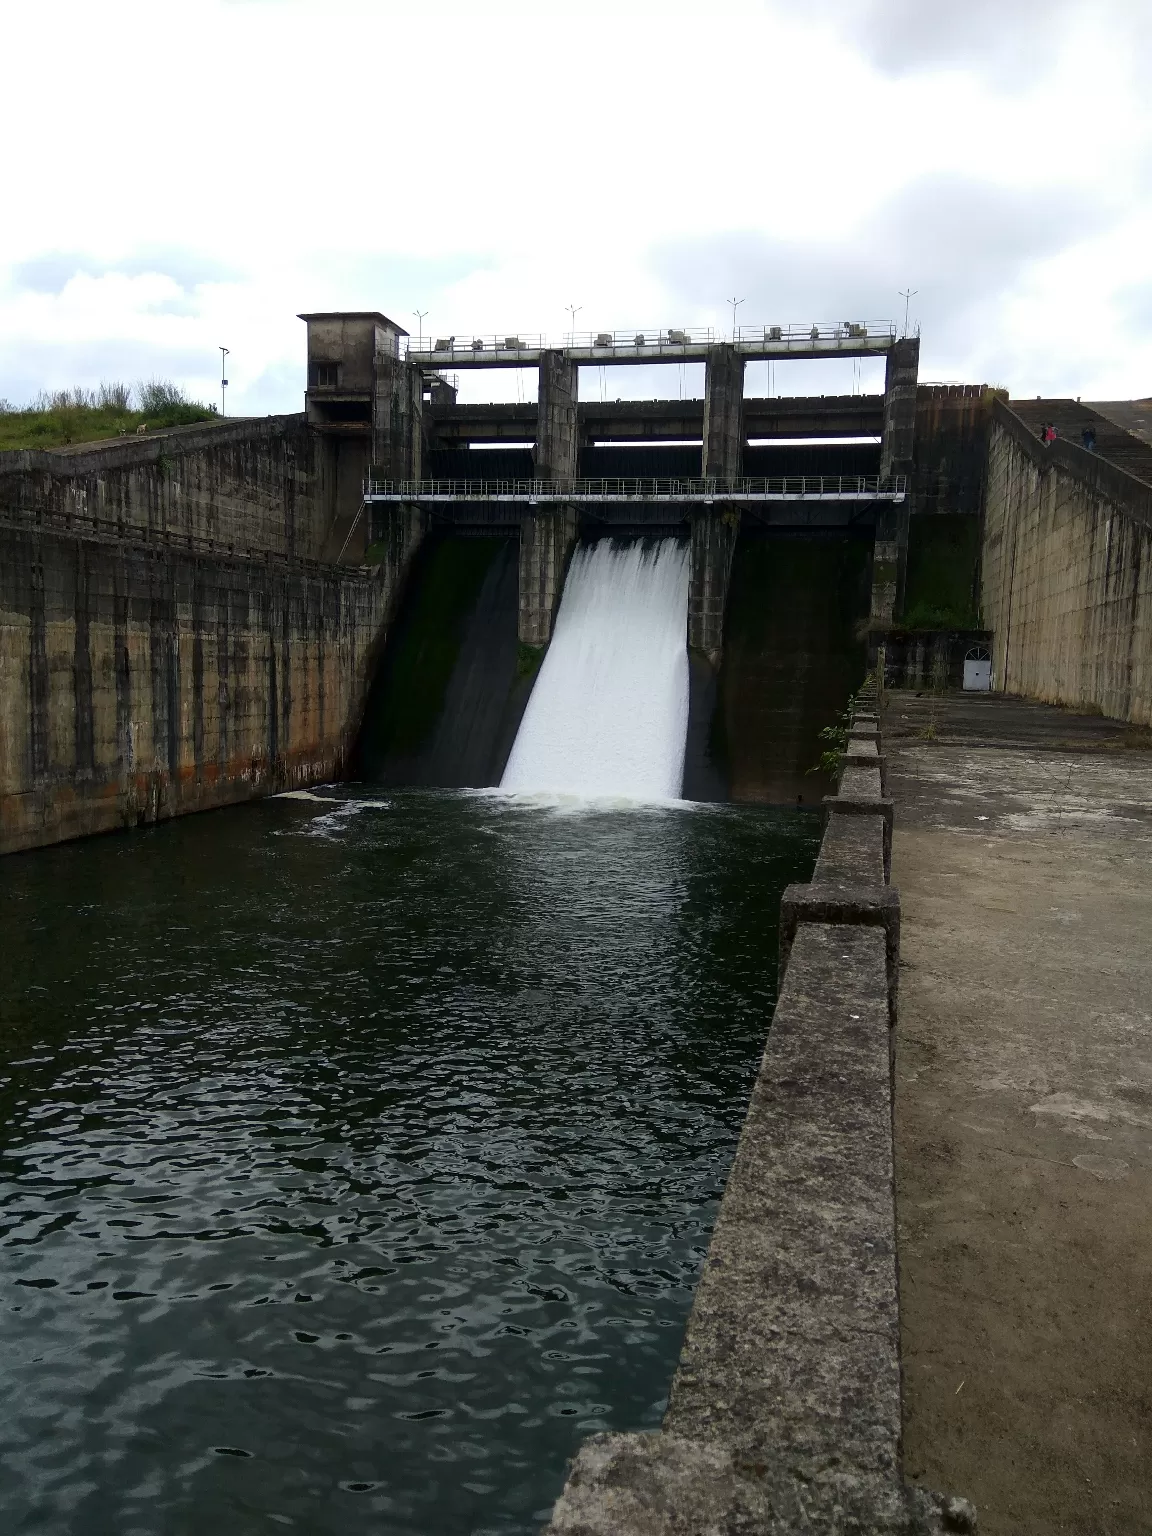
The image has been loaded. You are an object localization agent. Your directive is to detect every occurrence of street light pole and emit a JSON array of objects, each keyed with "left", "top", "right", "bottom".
[
  {"left": 898, "top": 289, "right": 918, "bottom": 339},
  {"left": 413, "top": 310, "right": 428, "bottom": 348},
  {"left": 727, "top": 296, "right": 744, "bottom": 341},
  {"left": 566, "top": 304, "right": 582, "bottom": 346},
  {"left": 219, "top": 347, "right": 229, "bottom": 417}
]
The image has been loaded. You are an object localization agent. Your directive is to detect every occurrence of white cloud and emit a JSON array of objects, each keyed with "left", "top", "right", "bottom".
[{"left": 0, "top": 0, "right": 1148, "bottom": 409}]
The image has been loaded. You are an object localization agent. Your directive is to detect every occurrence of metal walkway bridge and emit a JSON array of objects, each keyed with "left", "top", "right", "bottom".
[
  {"left": 404, "top": 322, "right": 901, "bottom": 369},
  {"left": 364, "top": 475, "right": 906, "bottom": 505}
]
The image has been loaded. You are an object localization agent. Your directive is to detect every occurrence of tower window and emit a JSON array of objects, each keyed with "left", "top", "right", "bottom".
[{"left": 309, "top": 362, "right": 340, "bottom": 388}]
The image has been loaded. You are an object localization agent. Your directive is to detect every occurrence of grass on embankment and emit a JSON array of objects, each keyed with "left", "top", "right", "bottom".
[{"left": 0, "top": 381, "right": 216, "bottom": 452}]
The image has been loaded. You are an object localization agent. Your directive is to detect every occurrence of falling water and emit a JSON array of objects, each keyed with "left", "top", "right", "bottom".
[{"left": 500, "top": 538, "right": 691, "bottom": 800}]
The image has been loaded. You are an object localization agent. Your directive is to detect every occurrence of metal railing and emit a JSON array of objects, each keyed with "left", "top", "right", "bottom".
[
  {"left": 364, "top": 474, "right": 905, "bottom": 501},
  {"left": 403, "top": 323, "right": 898, "bottom": 358},
  {"left": 735, "top": 321, "right": 897, "bottom": 345}
]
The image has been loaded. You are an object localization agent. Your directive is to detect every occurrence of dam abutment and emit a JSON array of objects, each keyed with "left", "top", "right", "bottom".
[
  {"left": 981, "top": 397, "right": 1152, "bottom": 724},
  {"left": 0, "top": 417, "right": 427, "bottom": 854}
]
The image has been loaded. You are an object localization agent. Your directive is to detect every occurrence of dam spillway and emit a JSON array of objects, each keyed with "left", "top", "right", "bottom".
[{"left": 500, "top": 539, "right": 691, "bottom": 801}]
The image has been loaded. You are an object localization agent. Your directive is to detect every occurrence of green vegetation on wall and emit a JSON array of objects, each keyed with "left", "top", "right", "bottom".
[
  {"left": 359, "top": 537, "right": 504, "bottom": 760},
  {"left": 0, "top": 381, "right": 215, "bottom": 451},
  {"left": 716, "top": 533, "right": 872, "bottom": 802},
  {"left": 901, "top": 513, "right": 981, "bottom": 629}
]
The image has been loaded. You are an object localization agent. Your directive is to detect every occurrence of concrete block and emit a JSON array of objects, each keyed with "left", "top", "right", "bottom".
[
  {"left": 813, "top": 810, "right": 886, "bottom": 884},
  {"left": 824, "top": 792, "right": 894, "bottom": 880},
  {"left": 838, "top": 762, "right": 883, "bottom": 798},
  {"left": 779, "top": 881, "right": 900, "bottom": 1024},
  {"left": 545, "top": 1429, "right": 975, "bottom": 1534}
]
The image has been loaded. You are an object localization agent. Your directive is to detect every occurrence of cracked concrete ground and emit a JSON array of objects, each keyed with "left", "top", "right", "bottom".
[{"left": 887, "top": 692, "right": 1152, "bottom": 1536}]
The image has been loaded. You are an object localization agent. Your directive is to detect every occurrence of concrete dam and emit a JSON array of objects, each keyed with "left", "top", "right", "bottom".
[
  {"left": 3, "top": 309, "right": 1152, "bottom": 1533},
  {"left": 4, "top": 308, "right": 1149, "bottom": 852}
]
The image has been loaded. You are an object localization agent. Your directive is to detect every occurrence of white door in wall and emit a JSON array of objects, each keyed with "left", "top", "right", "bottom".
[{"left": 963, "top": 647, "right": 992, "bottom": 691}]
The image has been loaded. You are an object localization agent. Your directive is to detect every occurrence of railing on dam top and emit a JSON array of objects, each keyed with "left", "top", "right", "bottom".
[
  {"left": 404, "top": 322, "right": 900, "bottom": 364},
  {"left": 363, "top": 474, "right": 906, "bottom": 503}
]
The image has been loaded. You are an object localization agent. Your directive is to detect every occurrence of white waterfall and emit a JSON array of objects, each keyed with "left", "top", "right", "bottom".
[{"left": 500, "top": 538, "right": 690, "bottom": 801}]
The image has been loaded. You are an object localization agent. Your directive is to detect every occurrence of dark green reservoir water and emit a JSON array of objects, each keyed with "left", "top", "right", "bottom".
[{"left": 0, "top": 791, "right": 819, "bottom": 1534}]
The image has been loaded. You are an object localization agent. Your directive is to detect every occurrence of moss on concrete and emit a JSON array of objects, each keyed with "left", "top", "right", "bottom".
[
  {"left": 716, "top": 534, "right": 872, "bottom": 803},
  {"left": 901, "top": 514, "right": 981, "bottom": 629},
  {"left": 516, "top": 642, "right": 544, "bottom": 680},
  {"left": 357, "top": 537, "right": 504, "bottom": 761}
]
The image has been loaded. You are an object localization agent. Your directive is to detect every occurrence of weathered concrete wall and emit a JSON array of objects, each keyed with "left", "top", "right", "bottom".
[
  {"left": 0, "top": 416, "right": 332, "bottom": 561},
  {"left": 0, "top": 500, "right": 424, "bottom": 855},
  {"left": 372, "top": 355, "right": 424, "bottom": 480},
  {"left": 879, "top": 339, "right": 920, "bottom": 483},
  {"left": 702, "top": 344, "right": 744, "bottom": 480},
  {"left": 912, "top": 385, "right": 998, "bottom": 516},
  {"left": 687, "top": 508, "right": 739, "bottom": 663},
  {"left": 982, "top": 401, "right": 1152, "bottom": 725},
  {"left": 546, "top": 687, "right": 973, "bottom": 1534},
  {"left": 517, "top": 508, "right": 578, "bottom": 645},
  {"left": 535, "top": 351, "right": 580, "bottom": 482}
]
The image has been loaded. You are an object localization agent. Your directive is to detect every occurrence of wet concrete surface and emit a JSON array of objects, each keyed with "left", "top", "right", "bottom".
[{"left": 887, "top": 691, "right": 1152, "bottom": 1534}]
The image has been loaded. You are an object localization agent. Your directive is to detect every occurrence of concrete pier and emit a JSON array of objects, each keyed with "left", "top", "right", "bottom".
[
  {"left": 685, "top": 345, "right": 748, "bottom": 663},
  {"left": 702, "top": 343, "right": 745, "bottom": 481},
  {"left": 873, "top": 337, "right": 921, "bottom": 627},
  {"left": 535, "top": 350, "right": 580, "bottom": 482},
  {"left": 687, "top": 509, "right": 739, "bottom": 664},
  {"left": 517, "top": 507, "right": 578, "bottom": 646}
]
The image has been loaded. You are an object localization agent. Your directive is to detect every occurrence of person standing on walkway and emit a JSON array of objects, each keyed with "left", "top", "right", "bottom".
[{"left": 1082, "top": 425, "right": 1097, "bottom": 451}]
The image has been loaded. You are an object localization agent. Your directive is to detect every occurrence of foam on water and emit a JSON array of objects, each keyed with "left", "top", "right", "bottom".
[{"left": 500, "top": 538, "right": 691, "bottom": 801}]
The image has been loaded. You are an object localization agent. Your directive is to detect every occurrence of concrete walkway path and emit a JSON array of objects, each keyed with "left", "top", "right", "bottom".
[{"left": 887, "top": 692, "right": 1152, "bottom": 1535}]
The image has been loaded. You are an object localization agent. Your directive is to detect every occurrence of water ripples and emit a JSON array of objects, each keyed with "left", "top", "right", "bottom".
[{"left": 0, "top": 790, "right": 819, "bottom": 1534}]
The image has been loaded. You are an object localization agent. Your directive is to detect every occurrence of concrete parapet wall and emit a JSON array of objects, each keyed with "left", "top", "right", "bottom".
[
  {"left": 0, "top": 415, "right": 334, "bottom": 563},
  {"left": 982, "top": 401, "right": 1152, "bottom": 724},
  {"left": 544, "top": 689, "right": 974, "bottom": 1534},
  {"left": 0, "top": 515, "right": 423, "bottom": 856}
]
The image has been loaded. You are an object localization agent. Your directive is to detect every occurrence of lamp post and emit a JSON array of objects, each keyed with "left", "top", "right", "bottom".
[
  {"left": 413, "top": 310, "right": 428, "bottom": 348},
  {"left": 898, "top": 289, "right": 918, "bottom": 339},
  {"left": 566, "top": 304, "right": 582, "bottom": 346},
  {"left": 727, "top": 296, "right": 744, "bottom": 341},
  {"left": 219, "top": 346, "right": 229, "bottom": 417}
]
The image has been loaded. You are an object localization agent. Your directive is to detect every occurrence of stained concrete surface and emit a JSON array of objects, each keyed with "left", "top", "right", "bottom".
[{"left": 887, "top": 691, "right": 1152, "bottom": 1534}]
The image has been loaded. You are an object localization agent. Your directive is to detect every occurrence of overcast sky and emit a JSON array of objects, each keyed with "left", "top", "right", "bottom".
[{"left": 2, "top": 0, "right": 1149, "bottom": 412}]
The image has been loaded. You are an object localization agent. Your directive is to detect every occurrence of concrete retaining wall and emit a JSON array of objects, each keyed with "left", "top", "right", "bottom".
[
  {"left": 0, "top": 421, "right": 429, "bottom": 855},
  {"left": 545, "top": 686, "right": 973, "bottom": 1534},
  {"left": 982, "top": 401, "right": 1152, "bottom": 724},
  {"left": 0, "top": 415, "right": 332, "bottom": 561}
]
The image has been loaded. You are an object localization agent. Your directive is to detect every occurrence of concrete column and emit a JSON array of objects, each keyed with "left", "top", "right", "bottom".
[
  {"left": 868, "top": 514, "right": 901, "bottom": 631},
  {"left": 517, "top": 507, "right": 578, "bottom": 645},
  {"left": 688, "top": 508, "right": 740, "bottom": 665},
  {"left": 534, "top": 351, "right": 579, "bottom": 482},
  {"left": 873, "top": 337, "right": 919, "bottom": 629},
  {"left": 371, "top": 357, "right": 424, "bottom": 480},
  {"left": 879, "top": 337, "right": 919, "bottom": 482},
  {"left": 702, "top": 345, "right": 745, "bottom": 481}
]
